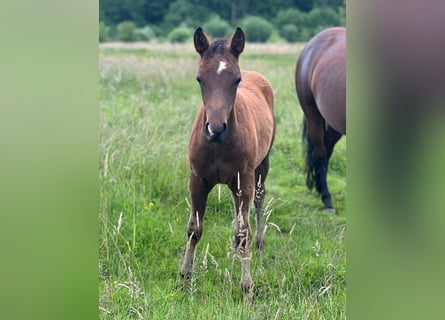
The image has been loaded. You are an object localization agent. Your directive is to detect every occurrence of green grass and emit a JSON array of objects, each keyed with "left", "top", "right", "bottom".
[{"left": 99, "top": 43, "right": 346, "bottom": 319}]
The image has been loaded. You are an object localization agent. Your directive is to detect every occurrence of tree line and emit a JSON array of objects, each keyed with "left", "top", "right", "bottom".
[{"left": 99, "top": 0, "right": 345, "bottom": 43}]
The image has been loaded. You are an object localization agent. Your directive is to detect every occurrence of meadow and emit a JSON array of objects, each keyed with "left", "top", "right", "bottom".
[{"left": 99, "top": 41, "right": 346, "bottom": 319}]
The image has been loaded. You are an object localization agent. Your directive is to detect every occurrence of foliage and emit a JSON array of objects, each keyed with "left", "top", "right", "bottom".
[
  {"left": 162, "top": 0, "right": 208, "bottom": 33},
  {"left": 100, "top": 0, "right": 173, "bottom": 25},
  {"left": 267, "top": 29, "right": 287, "bottom": 44},
  {"left": 116, "top": 21, "right": 138, "bottom": 42},
  {"left": 202, "top": 16, "right": 231, "bottom": 38},
  {"left": 306, "top": 6, "right": 341, "bottom": 30},
  {"left": 240, "top": 16, "right": 273, "bottom": 43},
  {"left": 313, "top": 0, "right": 344, "bottom": 8},
  {"left": 99, "top": 0, "right": 300, "bottom": 26},
  {"left": 99, "top": 0, "right": 345, "bottom": 43},
  {"left": 280, "top": 24, "right": 300, "bottom": 43},
  {"left": 274, "top": 8, "right": 307, "bottom": 30},
  {"left": 168, "top": 27, "right": 192, "bottom": 43},
  {"left": 273, "top": 6, "right": 343, "bottom": 42},
  {"left": 299, "top": 28, "right": 314, "bottom": 42},
  {"left": 99, "top": 21, "right": 109, "bottom": 42},
  {"left": 99, "top": 43, "right": 346, "bottom": 319},
  {"left": 135, "top": 26, "right": 156, "bottom": 41}
]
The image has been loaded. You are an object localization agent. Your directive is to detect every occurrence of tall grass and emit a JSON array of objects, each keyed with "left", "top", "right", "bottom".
[{"left": 99, "top": 43, "right": 346, "bottom": 319}]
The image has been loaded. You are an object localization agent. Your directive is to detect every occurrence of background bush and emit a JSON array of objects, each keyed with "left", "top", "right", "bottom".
[
  {"left": 135, "top": 26, "right": 156, "bottom": 41},
  {"left": 306, "top": 7, "right": 341, "bottom": 30},
  {"left": 274, "top": 8, "right": 307, "bottom": 31},
  {"left": 280, "top": 24, "right": 299, "bottom": 43},
  {"left": 240, "top": 16, "right": 273, "bottom": 43},
  {"left": 100, "top": 2, "right": 345, "bottom": 43},
  {"left": 116, "top": 21, "right": 138, "bottom": 42},
  {"left": 202, "top": 16, "right": 231, "bottom": 38},
  {"left": 162, "top": 0, "right": 208, "bottom": 34},
  {"left": 167, "top": 27, "right": 192, "bottom": 43},
  {"left": 99, "top": 21, "right": 108, "bottom": 42},
  {"left": 267, "top": 29, "right": 287, "bottom": 43}
]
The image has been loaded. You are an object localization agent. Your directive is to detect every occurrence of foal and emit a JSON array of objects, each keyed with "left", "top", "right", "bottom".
[{"left": 180, "top": 27, "right": 276, "bottom": 302}]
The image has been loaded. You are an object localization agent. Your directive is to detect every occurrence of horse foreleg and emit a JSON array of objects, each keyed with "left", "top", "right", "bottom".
[
  {"left": 231, "top": 172, "right": 255, "bottom": 303},
  {"left": 180, "top": 174, "right": 210, "bottom": 283}
]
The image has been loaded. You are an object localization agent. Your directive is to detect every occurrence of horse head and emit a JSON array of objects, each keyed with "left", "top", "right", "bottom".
[{"left": 194, "top": 27, "right": 245, "bottom": 142}]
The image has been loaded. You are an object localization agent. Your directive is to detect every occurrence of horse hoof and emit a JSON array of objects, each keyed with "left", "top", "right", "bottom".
[
  {"left": 323, "top": 207, "right": 336, "bottom": 214},
  {"left": 179, "top": 272, "right": 191, "bottom": 281},
  {"left": 255, "top": 238, "right": 265, "bottom": 253},
  {"left": 177, "top": 271, "right": 193, "bottom": 291},
  {"left": 240, "top": 279, "right": 254, "bottom": 304}
]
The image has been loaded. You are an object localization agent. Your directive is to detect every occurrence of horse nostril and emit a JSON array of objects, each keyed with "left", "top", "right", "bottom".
[
  {"left": 205, "top": 122, "right": 228, "bottom": 141},
  {"left": 206, "top": 122, "right": 214, "bottom": 136}
]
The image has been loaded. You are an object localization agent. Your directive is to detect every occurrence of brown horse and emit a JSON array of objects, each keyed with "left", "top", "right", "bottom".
[
  {"left": 295, "top": 27, "right": 346, "bottom": 213},
  {"left": 180, "top": 27, "right": 275, "bottom": 302}
]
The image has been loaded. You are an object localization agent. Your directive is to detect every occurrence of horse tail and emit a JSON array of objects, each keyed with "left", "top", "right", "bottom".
[{"left": 302, "top": 115, "right": 318, "bottom": 192}]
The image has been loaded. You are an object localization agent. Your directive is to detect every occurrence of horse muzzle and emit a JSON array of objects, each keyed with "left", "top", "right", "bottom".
[{"left": 205, "top": 121, "right": 228, "bottom": 142}]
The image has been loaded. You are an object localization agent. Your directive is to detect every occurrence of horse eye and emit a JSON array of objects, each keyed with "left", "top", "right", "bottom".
[
  {"left": 235, "top": 76, "right": 242, "bottom": 86},
  {"left": 196, "top": 76, "right": 201, "bottom": 84}
]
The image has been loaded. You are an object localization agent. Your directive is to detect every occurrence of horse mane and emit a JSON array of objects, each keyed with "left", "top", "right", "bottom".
[{"left": 203, "top": 38, "right": 229, "bottom": 58}]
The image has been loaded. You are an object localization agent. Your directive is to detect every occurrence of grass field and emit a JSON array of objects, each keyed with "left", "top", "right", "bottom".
[{"left": 99, "top": 42, "right": 346, "bottom": 319}]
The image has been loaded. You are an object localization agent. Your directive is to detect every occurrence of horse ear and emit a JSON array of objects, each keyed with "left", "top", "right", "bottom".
[
  {"left": 229, "top": 27, "right": 245, "bottom": 59},
  {"left": 194, "top": 27, "right": 210, "bottom": 56}
]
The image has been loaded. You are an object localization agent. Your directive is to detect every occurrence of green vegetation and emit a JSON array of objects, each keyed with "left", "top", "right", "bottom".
[
  {"left": 99, "top": 43, "right": 346, "bottom": 319},
  {"left": 99, "top": 0, "right": 346, "bottom": 43},
  {"left": 167, "top": 27, "right": 193, "bottom": 43},
  {"left": 116, "top": 21, "right": 138, "bottom": 42},
  {"left": 241, "top": 16, "right": 274, "bottom": 43},
  {"left": 202, "top": 16, "right": 232, "bottom": 38},
  {"left": 280, "top": 24, "right": 300, "bottom": 43}
]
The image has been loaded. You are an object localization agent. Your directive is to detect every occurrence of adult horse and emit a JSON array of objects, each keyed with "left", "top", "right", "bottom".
[
  {"left": 295, "top": 27, "right": 346, "bottom": 213},
  {"left": 180, "top": 27, "right": 276, "bottom": 302}
]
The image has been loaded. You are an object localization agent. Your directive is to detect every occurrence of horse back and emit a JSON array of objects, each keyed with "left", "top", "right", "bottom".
[
  {"left": 236, "top": 70, "right": 275, "bottom": 166},
  {"left": 239, "top": 71, "right": 274, "bottom": 113}
]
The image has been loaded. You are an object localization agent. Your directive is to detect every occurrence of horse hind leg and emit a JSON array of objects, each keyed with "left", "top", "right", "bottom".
[
  {"left": 302, "top": 114, "right": 334, "bottom": 211},
  {"left": 323, "top": 125, "right": 343, "bottom": 213},
  {"left": 254, "top": 156, "right": 270, "bottom": 253},
  {"left": 325, "top": 125, "right": 343, "bottom": 162}
]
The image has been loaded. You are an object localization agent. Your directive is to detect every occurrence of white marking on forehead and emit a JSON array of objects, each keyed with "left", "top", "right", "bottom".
[{"left": 217, "top": 60, "right": 227, "bottom": 75}]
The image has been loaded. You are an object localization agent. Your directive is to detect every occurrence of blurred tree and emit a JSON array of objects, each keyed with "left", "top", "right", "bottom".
[
  {"left": 203, "top": 15, "right": 231, "bottom": 37},
  {"left": 162, "top": 0, "right": 208, "bottom": 31},
  {"left": 116, "top": 21, "right": 138, "bottom": 42},
  {"left": 241, "top": 16, "right": 273, "bottom": 42},
  {"left": 292, "top": 0, "right": 314, "bottom": 12},
  {"left": 99, "top": 0, "right": 131, "bottom": 25},
  {"left": 306, "top": 6, "right": 341, "bottom": 29},
  {"left": 99, "top": 0, "right": 346, "bottom": 41},
  {"left": 274, "top": 8, "right": 307, "bottom": 30},
  {"left": 313, "top": 0, "right": 343, "bottom": 8},
  {"left": 100, "top": 0, "right": 174, "bottom": 26}
]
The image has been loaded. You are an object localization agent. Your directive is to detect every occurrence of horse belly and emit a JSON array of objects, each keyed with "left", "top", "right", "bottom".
[
  {"left": 316, "top": 89, "right": 346, "bottom": 134},
  {"left": 255, "top": 124, "right": 274, "bottom": 167},
  {"left": 312, "top": 60, "right": 346, "bottom": 134},
  {"left": 238, "top": 79, "right": 275, "bottom": 167},
  {"left": 253, "top": 103, "right": 274, "bottom": 167}
]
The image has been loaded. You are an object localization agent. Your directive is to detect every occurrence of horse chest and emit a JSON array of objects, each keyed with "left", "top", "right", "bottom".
[{"left": 189, "top": 143, "right": 250, "bottom": 184}]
